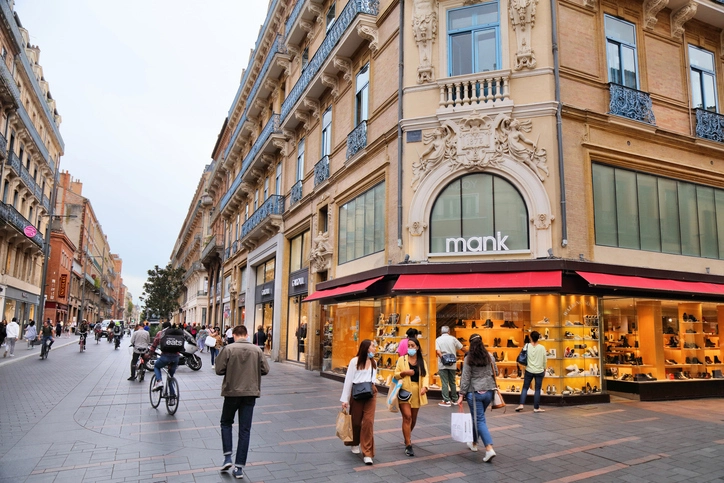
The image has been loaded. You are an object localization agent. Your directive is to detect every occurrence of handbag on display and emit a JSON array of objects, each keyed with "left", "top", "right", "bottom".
[
  {"left": 205, "top": 335, "right": 217, "bottom": 348},
  {"left": 516, "top": 343, "right": 528, "bottom": 366},
  {"left": 351, "top": 366, "right": 375, "bottom": 400},
  {"left": 441, "top": 353, "right": 457, "bottom": 366}
]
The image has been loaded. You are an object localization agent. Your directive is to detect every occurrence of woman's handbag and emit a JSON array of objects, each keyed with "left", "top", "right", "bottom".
[
  {"left": 397, "top": 389, "right": 412, "bottom": 401},
  {"left": 351, "top": 366, "right": 374, "bottom": 400},
  {"left": 491, "top": 389, "right": 506, "bottom": 410},
  {"left": 335, "top": 410, "right": 353, "bottom": 442},
  {"left": 205, "top": 335, "right": 217, "bottom": 348},
  {"left": 516, "top": 343, "right": 528, "bottom": 366}
]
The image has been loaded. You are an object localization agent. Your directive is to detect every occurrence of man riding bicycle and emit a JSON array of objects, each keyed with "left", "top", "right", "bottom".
[
  {"left": 40, "top": 319, "right": 54, "bottom": 359},
  {"left": 78, "top": 319, "right": 89, "bottom": 350},
  {"left": 147, "top": 322, "right": 189, "bottom": 398}
]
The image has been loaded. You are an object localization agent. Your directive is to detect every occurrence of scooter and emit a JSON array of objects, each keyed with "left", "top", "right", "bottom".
[{"left": 144, "top": 338, "right": 202, "bottom": 371}]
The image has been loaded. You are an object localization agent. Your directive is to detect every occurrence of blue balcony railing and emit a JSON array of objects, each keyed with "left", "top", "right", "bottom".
[
  {"left": 0, "top": 133, "right": 7, "bottom": 159},
  {"left": 608, "top": 83, "right": 656, "bottom": 125},
  {"left": 7, "top": 152, "right": 20, "bottom": 175},
  {"left": 0, "top": 202, "right": 43, "bottom": 249},
  {"left": 280, "top": 0, "right": 379, "bottom": 123},
  {"left": 290, "top": 180, "right": 303, "bottom": 205},
  {"left": 346, "top": 121, "right": 367, "bottom": 159},
  {"left": 695, "top": 108, "right": 724, "bottom": 143},
  {"left": 314, "top": 155, "right": 329, "bottom": 186},
  {"left": 241, "top": 195, "right": 284, "bottom": 238}
]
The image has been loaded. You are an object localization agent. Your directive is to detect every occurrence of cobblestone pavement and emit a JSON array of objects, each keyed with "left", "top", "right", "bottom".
[{"left": 1, "top": 337, "right": 724, "bottom": 483}]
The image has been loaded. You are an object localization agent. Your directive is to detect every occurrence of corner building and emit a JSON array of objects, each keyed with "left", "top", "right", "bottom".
[{"left": 206, "top": 0, "right": 724, "bottom": 401}]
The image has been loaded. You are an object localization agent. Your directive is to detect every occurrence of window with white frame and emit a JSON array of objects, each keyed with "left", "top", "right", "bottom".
[
  {"left": 296, "top": 138, "right": 305, "bottom": 182},
  {"left": 689, "top": 45, "right": 717, "bottom": 112},
  {"left": 355, "top": 64, "right": 369, "bottom": 125},
  {"left": 321, "top": 107, "right": 332, "bottom": 157},
  {"left": 264, "top": 176, "right": 269, "bottom": 200},
  {"left": 245, "top": 203, "right": 249, "bottom": 221},
  {"left": 448, "top": 3, "right": 500, "bottom": 76},
  {"left": 275, "top": 163, "right": 282, "bottom": 194},
  {"left": 254, "top": 189, "right": 259, "bottom": 211},
  {"left": 605, "top": 15, "right": 638, "bottom": 88}
]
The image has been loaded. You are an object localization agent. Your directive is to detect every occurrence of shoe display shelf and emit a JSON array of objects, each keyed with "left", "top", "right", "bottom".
[
  {"left": 662, "top": 307, "right": 723, "bottom": 381},
  {"left": 373, "top": 317, "right": 427, "bottom": 386}
]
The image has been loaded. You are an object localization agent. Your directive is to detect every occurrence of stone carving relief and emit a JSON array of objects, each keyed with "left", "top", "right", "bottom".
[
  {"left": 333, "top": 56, "right": 353, "bottom": 82},
  {"left": 412, "top": 0, "right": 438, "bottom": 84},
  {"left": 277, "top": 57, "right": 291, "bottom": 76},
  {"left": 643, "top": 0, "right": 668, "bottom": 30},
  {"left": 309, "top": 231, "right": 333, "bottom": 273},
  {"left": 411, "top": 111, "right": 549, "bottom": 191},
  {"left": 670, "top": 1, "right": 697, "bottom": 39},
  {"left": 300, "top": 19, "right": 315, "bottom": 40},
  {"left": 357, "top": 21, "right": 379, "bottom": 51},
  {"left": 308, "top": 3, "right": 324, "bottom": 23},
  {"left": 530, "top": 213, "right": 554, "bottom": 230},
  {"left": 509, "top": 0, "right": 538, "bottom": 70},
  {"left": 582, "top": 0, "right": 597, "bottom": 9},
  {"left": 321, "top": 73, "right": 339, "bottom": 98},
  {"left": 408, "top": 221, "right": 428, "bottom": 237},
  {"left": 303, "top": 98, "right": 320, "bottom": 119},
  {"left": 295, "top": 110, "right": 311, "bottom": 130}
]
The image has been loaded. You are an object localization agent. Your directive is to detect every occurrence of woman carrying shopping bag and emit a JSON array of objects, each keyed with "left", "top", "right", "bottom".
[
  {"left": 456, "top": 333, "right": 498, "bottom": 462},
  {"left": 340, "top": 339, "right": 378, "bottom": 465},
  {"left": 393, "top": 337, "right": 429, "bottom": 457}
]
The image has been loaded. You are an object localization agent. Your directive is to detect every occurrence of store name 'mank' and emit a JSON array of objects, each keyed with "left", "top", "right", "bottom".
[{"left": 446, "top": 232, "right": 510, "bottom": 253}]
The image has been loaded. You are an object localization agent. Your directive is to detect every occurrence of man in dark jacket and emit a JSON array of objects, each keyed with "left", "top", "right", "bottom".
[
  {"left": 215, "top": 325, "right": 269, "bottom": 479},
  {"left": 252, "top": 325, "right": 266, "bottom": 349}
]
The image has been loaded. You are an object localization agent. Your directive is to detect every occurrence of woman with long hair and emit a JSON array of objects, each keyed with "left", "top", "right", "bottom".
[
  {"left": 393, "top": 337, "right": 429, "bottom": 457},
  {"left": 457, "top": 333, "right": 497, "bottom": 462},
  {"left": 340, "top": 339, "right": 378, "bottom": 465}
]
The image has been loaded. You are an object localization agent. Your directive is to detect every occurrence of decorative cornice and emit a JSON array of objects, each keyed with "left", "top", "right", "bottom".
[
  {"left": 643, "top": 0, "right": 668, "bottom": 30},
  {"left": 303, "top": 97, "right": 321, "bottom": 118},
  {"left": 333, "top": 56, "right": 353, "bottom": 81},
  {"left": 671, "top": 1, "right": 697, "bottom": 39},
  {"left": 295, "top": 110, "right": 311, "bottom": 130},
  {"left": 321, "top": 73, "right": 339, "bottom": 98},
  {"left": 357, "top": 20, "right": 379, "bottom": 51}
]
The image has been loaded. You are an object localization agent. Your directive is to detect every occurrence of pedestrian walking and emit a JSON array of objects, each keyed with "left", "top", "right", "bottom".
[
  {"left": 225, "top": 325, "right": 233, "bottom": 345},
  {"left": 435, "top": 325, "right": 463, "bottom": 407},
  {"left": 196, "top": 325, "right": 208, "bottom": 353},
  {"left": 393, "top": 337, "right": 429, "bottom": 457},
  {"left": 456, "top": 333, "right": 497, "bottom": 462},
  {"left": 252, "top": 325, "right": 266, "bottom": 350},
  {"left": 215, "top": 325, "right": 269, "bottom": 479},
  {"left": 340, "top": 339, "right": 378, "bottom": 465},
  {"left": 515, "top": 330, "right": 547, "bottom": 413},
  {"left": 396, "top": 327, "right": 421, "bottom": 357},
  {"left": 128, "top": 324, "right": 150, "bottom": 381},
  {"left": 3, "top": 318, "right": 18, "bottom": 357},
  {"left": 54, "top": 319, "right": 61, "bottom": 338},
  {"left": 25, "top": 321, "right": 37, "bottom": 349},
  {"left": 209, "top": 327, "right": 223, "bottom": 368}
]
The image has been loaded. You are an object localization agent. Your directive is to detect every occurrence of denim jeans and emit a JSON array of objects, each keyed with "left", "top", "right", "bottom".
[
  {"left": 519, "top": 370, "right": 544, "bottom": 409},
  {"left": 154, "top": 354, "right": 179, "bottom": 391},
  {"left": 210, "top": 347, "right": 219, "bottom": 365},
  {"left": 220, "top": 396, "right": 256, "bottom": 467},
  {"left": 466, "top": 391, "right": 494, "bottom": 447},
  {"left": 438, "top": 368, "right": 458, "bottom": 402}
]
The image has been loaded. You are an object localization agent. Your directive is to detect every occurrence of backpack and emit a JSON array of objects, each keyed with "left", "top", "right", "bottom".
[{"left": 160, "top": 330, "right": 185, "bottom": 353}]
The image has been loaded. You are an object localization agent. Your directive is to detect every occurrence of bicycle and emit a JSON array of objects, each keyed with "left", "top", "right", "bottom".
[
  {"left": 149, "top": 366, "right": 180, "bottom": 415},
  {"left": 40, "top": 338, "right": 52, "bottom": 360},
  {"left": 95, "top": 330, "right": 102, "bottom": 344}
]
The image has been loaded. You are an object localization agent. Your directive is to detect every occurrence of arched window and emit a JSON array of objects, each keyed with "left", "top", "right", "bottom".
[{"left": 429, "top": 173, "right": 528, "bottom": 253}]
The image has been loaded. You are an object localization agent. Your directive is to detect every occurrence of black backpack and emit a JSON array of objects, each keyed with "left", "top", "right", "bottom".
[{"left": 160, "top": 329, "right": 185, "bottom": 353}]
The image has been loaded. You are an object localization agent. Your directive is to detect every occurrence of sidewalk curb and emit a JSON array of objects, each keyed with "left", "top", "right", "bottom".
[{"left": 0, "top": 338, "right": 78, "bottom": 367}]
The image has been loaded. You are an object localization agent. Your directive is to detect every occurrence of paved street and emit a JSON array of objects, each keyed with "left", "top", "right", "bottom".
[{"left": 1, "top": 337, "right": 724, "bottom": 483}]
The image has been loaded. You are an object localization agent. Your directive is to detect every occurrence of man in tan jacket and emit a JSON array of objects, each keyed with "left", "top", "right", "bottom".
[{"left": 215, "top": 325, "right": 269, "bottom": 479}]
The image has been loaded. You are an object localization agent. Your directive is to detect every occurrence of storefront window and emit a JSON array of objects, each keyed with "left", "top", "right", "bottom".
[
  {"left": 255, "top": 302, "right": 273, "bottom": 352},
  {"left": 4, "top": 299, "right": 15, "bottom": 323},
  {"left": 287, "top": 298, "right": 309, "bottom": 362},
  {"left": 290, "top": 231, "right": 310, "bottom": 272}
]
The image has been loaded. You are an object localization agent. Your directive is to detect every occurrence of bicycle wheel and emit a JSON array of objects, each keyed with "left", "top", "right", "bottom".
[
  {"left": 165, "top": 377, "right": 179, "bottom": 415},
  {"left": 149, "top": 375, "right": 161, "bottom": 408}
]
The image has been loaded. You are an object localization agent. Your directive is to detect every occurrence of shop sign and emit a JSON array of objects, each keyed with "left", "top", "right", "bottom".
[
  {"left": 446, "top": 232, "right": 509, "bottom": 253},
  {"left": 255, "top": 281, "right": 275, "bottom": 302},
  {"left": 58, "top": 274, "right": 67, "bottom": 298},
  {"left": 289, "top": 269, "right": 308, "bottom": 297}
]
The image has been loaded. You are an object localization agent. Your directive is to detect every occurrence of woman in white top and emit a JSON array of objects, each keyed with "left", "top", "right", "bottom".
[{"left": 340, "top": 339, "right": 378, "bottom": 465}]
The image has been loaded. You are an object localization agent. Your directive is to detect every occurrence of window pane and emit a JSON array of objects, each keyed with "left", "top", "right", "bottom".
[
  {"left": 637, "top": 173, "right": 661, "bottom": 251},
  {"left": 615, "top": 169, "right": 639, "bottom": 249},
  {"left": 678, "top": 182, "right": 700, "bottom": 257},
  {"left": 475, "top": 29, "right": 497, "bottom": 72},
  {"left": 493, "top": 177, "right": 528, "bottom": 250},
  {"left": 605, "top": 16, "right": 636, "bottom": 45},
  {"left": 461, "top": 174, "right": 493, "bottom": 241},
  {"left": 256, "top": 265, "right": 265, "bottom": 286},
  {"left": 607, "top": 41, "right": 622, "bottom": 85},
  {"left": 301, "top": 231, "right": 311, "bottom": 269},
  {"left": 621, "top": 46, "right": 637, "bottom": 88},
  {"left": 592, "top": 164, "right": 618, "bottom": 246},
  {"left": 338, "top": 204, "right": 348, "bottom": 263},
  {"left": 346, "top": 199, "right": 356, "bottom": 262},
  {"left": 430, "top": 180, "right": 461, "bottom": 252},
  {"left": 449, "top": 8, "right": 474, "bottom": 30},
  {"left": 356, "top": 64, "right": 369, "bottom": 93},
  {"left": 689, "top": 45, "right": 714, "bottom": 71},
  {"left": 691, "top": 70, "right": 703, "bottom": 109},
  {"left": 290, "top": 235, "right": 302, "bottom": 272},
  {"left": 716, "top": 191, "right": 724, "bottom": 259},
  {"left": 703, "top": 73, "right": 716, "bottom": 112},
  {"left": 374, "top": 184, "right": 385, "bottom": 252},
  {"left": 450, "top": 33, "right": 473, "bottom": 76},
  {"left": 658, "top": 178, "right": 681, "bottom": 254},
  {"left": 363, "top": 189, "right": 374, "bottom": 255},
  {"left": 697, "top": 186, "right": 718, "bottom": 258},
  {"left": 265, "top": 259, "right": 275, "bottom": 283}
]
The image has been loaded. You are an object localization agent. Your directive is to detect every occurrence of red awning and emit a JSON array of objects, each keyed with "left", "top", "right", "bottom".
[
  {"left": 576, "top": 271, "right": 724, "bottom": 296},
  {"left": 392, "top": 271, "right": 562, "bottom": 292},
  {"left": 303, "top": 276, "right": 384, "bottom": 302}
]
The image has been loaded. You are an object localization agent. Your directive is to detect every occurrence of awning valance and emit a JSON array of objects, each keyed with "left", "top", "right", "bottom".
[
  {"left": 303, "top": 276, "right": 384, "bottom": 302},
  {"left": 392, "top": 271, "right": 562, "bottom": 292},
  {"left": 576, "top": 271, "right": 724, "bottom": 296}
]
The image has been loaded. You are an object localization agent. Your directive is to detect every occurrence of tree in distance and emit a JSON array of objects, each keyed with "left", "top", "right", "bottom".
[{"left": 141, "top": 263, "right": 185, "bottom": 322}]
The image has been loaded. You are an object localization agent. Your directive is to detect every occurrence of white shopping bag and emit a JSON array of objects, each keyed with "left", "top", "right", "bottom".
[{"left": 451, "top": 410, "right": 473, "bottom": 443}]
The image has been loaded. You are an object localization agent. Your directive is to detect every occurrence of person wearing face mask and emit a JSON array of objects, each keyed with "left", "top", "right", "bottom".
[
  {"left": 340, "top": 339, "right": 378, "bottom": 465},
  {"left": 394, "top": 337, "right": 429, "bottom": 457}
]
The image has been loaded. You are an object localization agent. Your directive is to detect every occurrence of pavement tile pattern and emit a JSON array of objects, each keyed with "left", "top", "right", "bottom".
[{"left": 1, "top": 336, "right": 723, "bottom": 482}]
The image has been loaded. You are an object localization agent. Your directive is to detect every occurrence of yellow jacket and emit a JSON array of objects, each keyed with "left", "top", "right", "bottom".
[{"left": 394, "top": 355, "right": 429, "bottom": 406}]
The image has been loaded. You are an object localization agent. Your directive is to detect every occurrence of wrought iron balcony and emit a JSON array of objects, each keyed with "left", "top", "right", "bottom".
[
  {"left": 183, "top": 261, "right": 202, "bottom": 282},
  {"left": 280, "top": 0, "right": 380, "bottom": 124},
  {"left": 201, "top": 234, "right": 223, "bottom": 264},
  {"left": 695, "top": 108, "right": 724, "bottom": 143},
  {"left": 608, "top": 83, "right": 656, "bottom": 125},
  {"left": 290, "top": 180, "right": 303, "bottom": 206},
  {"left": 0, "top": 133, "right": 7, "bottom": 159},
  {"left": 346, "top": 121, "right": 367, "bottom": 160},
  {"left": 241, "top": 194, "right": 284, "bottom": 238},
  {"left": 0, "top": 57, "right": 20, "bottom": 107},
  {"left": 7, "top": 151, "right": 20, "bottom": 175},
  {"left": 0, "top": 201, "right": 44, "bottom": 249},
  {"left": 232, "top": 240, "right": 239, "bottom": 254},
  {"left": 197, "top": 290, "right": 209, "bottom": 297},
  {"left": 438, "top": 71, "right": 511, "bottom": 111},
  {"left": 224, "top": 247, "right": 231, "bottom": 261},
  {"left": 314, "top": 155, "right": 329, "bottom": 186}
]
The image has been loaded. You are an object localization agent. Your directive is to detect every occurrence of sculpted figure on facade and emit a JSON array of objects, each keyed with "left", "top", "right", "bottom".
[
  {"left": 509, "top": 0, "right": 538, "bottom": 70},
  {"left": 411, "top": 126, "right": 454, "bottom": 189},
  {"left": 497, "top": 117, "right": 549, "bottom": 180},
  {"left": 412, "top": 0, "right": 438, "bottom": 83},
  {"left": 309, "top": 231, "right": 333, "bottom": 273}
]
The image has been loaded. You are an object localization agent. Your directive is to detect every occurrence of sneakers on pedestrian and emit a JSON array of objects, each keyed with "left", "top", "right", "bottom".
[
  {"left": 363, "top": 456, "right": 373, "bottom": 465},
  {"left": 466, "top": 442, "right": 478, "bottom": 452},
  {"left": 405, "top": 445, "right": 415, "bottom": 457},
  {"left": 127, "top": 376, "right": 136, "bottom": 381},
  {"left": 350, "top": 445, "right": 360, "bottom": 454},
  {"left": 232, "top": 466, "right": 244, "bottom": 479},
  {"left": 220, "top": 455, "right": 233, "bottom": 471},
  {"left": 211, "top": 365, "right": 215, "bottom": 369},
  {"left": 533, "top": 408, "right": 546, "bottom": 413},
  {"left": 483, "top": 448, "right": 496, "bottom": 462},
  {"left": 152, "top": 381, "right": 163, "bottom": 391},
  {"left": 438, "top": 401, "right": 452, "bottom": 407},
  {"left": 515, "top": 405, "right": 524, "bottom": 412}
]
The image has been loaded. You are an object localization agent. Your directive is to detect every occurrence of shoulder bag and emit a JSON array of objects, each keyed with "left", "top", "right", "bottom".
[
  {"left": 489, "top": 352, "right": 506, "bottom": 411},
  {"left": 397, "top": 356, "right": 413, "bottom": 401},
  {"left": 516, "top": 343, "right": 528, "bottom": 366},
  {"left": 352, "top": 365, "right": 374, "bottom": 400}
]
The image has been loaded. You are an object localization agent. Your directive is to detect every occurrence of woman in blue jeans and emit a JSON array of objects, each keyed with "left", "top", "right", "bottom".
[
  {"left": 515, "top": 330, "right": 547, "bottom": 413},
  {"left": 456, "top": 333, "right": 497, "bottom": 462}
]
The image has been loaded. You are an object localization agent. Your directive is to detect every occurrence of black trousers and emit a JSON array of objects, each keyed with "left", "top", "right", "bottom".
[{"left": 130, "top": 352, "right": 141, "bottom": 377}]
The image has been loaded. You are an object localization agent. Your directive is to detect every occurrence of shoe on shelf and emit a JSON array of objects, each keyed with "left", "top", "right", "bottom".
[
  {"left": 232, "top": 466, "right": 244, "bottom": 479},
  {"left": 515, "top": 405, "right": 524, "bottom": 412},
  {"left": 438, "top": 401, "right": 452, "bottom": 407},
  {"left": 533, "top": 408, "right": 546, "bottom": 413},
  {"left": 351, "top": 445, "right": 361, "bottom": 454},
  {"left": 220, "top": 455, "right": 233, "bottom": 471},
  {"left": 483, "top": 448, "right": 496, "bottom": 462},
  {"left": 466, "top": 442, "right": 478, "bottom": 452},
  {"left": 405, "top": 445, "right": 415, "bottom": 457},
  {"left": 364, "top": 457, "right": 373, "bottom": 465}
]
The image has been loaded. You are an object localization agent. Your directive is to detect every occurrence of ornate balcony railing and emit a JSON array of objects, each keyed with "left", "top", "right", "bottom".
[
  {"left": 314, "top": 155, "right": 329, "bottom": 186},
  {"left": 695, "top": 108, "right": 724, "bottom": 143},
  {"left": 42, "top": 194, "right": 50, "bottom": 212},
  {"left": 438, "top": 71, "right": 511, "bottom": 110},
  {"left": 0, "top": 133, "right": 7, "bottom": 159},
  {"left": 608, "top": 83, "right": 656, "bottom": 125},
  {"left": 281, "top": 0, "right": 380, "bottom": 123},
  {"left": 220, "top": 114, "right": 281, "bottom": 213},
  {"left": 290, "top": 180, "right": 303, "bottom": 205},
  {"left": 0, "top": 57, "right": 20, "bottom": 105},
  {"left": 7, "top": 151, "right": 20, "bottom": 175},
  {"left": 201, "top": 234, "right": 221, "bottom": 262},
  {"left": 232, "top": 240, "right": 239, "bottom": 254},
  {"left": 224, "top": 247, "right": 231, "bottom": 261},
  {"left": 197, "top": 290, "right": 208, "bottom": 297},
  {"left": 184, "top": 261, "right": 202, "bottom": 281},
  {"left": 0, "top": 202, "right": 43, "bottom": 249},
  {"left": 346, "top": 121, "right": 367, "bottom": 160},
  {"left": 242, "top": 194, "right": 284, "bottom": 238}
]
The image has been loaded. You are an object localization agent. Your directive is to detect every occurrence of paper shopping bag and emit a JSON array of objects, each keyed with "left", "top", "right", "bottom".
[
  {"left": 335, "top": 410, "right": 353, "bottom": 442},
  {"left": 387, "top": 378, "right": 402, "bottom": 412},
  {"left": 451, "top": 410, "right": 473, "bottom": 443}
]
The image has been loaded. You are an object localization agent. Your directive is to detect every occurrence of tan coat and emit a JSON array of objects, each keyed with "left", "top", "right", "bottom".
[
  {"left": 215, "top": 340, "right": 270, "bottom": 397},
  {"left": 394, "top": 355, "right": 429, "bottom": 407}
]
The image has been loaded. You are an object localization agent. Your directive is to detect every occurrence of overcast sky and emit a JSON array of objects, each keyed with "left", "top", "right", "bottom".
[{"left": 15, "top": 0, "right": 269, "bottom": 303}]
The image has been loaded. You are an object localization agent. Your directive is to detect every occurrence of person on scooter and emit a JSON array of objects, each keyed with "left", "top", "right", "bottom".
[
  {"left": 147, "top": 322, "right": 185, "bottom": 393},
  {"left": 112, "top": 321, "right": 123, "bottom": 349}
]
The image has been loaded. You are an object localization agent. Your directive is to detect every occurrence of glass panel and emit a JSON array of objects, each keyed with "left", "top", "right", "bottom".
[
  {"left": 493, "top": 177, "right": 528, "bottom": 250},
  {"left": 607, "top": 41, "right": 622, "bottom": 85},
  {"left": 301, "top": 231, "right": 311, "bottom": 269},
  {"left": 592, "top": 164, "right": 618, "bottom": 246},
  {"left": 677, "top": 182, "right": 700, "bottom": 257},
  {"left": 689, "top": 45, "right": 714, "bottom": 71},
  {"left": 449, "top": 8, "right": 474, "bottom": 30},
  {"left": 605, "top": 16, "right": 636, "bottom": 45},
  {"left": 621, "top": 46, "right": 637, "bottom": 88},
  {"left": 615, "top": 169, "right": 639, "bottom": 249},
  {"left": 356, "top": 64, "right": 369, "bottom": 93},
  {"left": 637, "top": 173, "right": 661, "bottom": 252},
  {"left": 703, "top": 73, "right": 717, "bottom": 112},
  {"left": 475, "top": 29, "right": 497, "bottom": 72},
  {"left": 338, "top": 204, "right": 348, "bottom": 263},
  {"left": 696, "top": 186, "right": 718, "bottom": 258},
  {"left": 462, "top": 174, "right": 493, "bottom": 242},
  {"left": 716, "top": 191, "right": 724, "bottom": 259},
  {"left": 658, "top": 178, "right": 680, "bottom": 254},
  {"left": 374, "top": 183, "right": 385, "bottom": 252},
  {"left": 450, "top": 33, "right": 473, "bottom": 76},
  {"left": 322, "top": 108, "right": 332, "bottom": 156},
  {"left": 265, "top": 258, "right": 275, "bottom": 283},
  {"left": 430, "top": 179, "right": 461, "bottom": 252},
  {"left": 691, "top": 70, "right": 703, "bottom": 110},
  {"left": 363, "top": 188, "right": 375, "bottom": 255},
  {"left": 287, "top": 300, "right": 300, "bottom": 362},
  {"left": 346, "top": 198, "right": 356, "bottom": 262},
  {"left": 256, "top": 265, "right": 265, "bottom": 286},
  {"left": 290, "top": 235, "right": 302, "bottom": 272}
]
